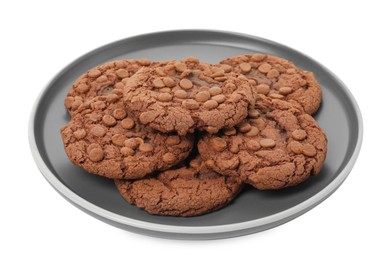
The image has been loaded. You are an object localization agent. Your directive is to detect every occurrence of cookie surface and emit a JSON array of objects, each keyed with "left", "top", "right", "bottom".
[
  {"left": 198, "top": 98, "right": 327, "bottom": 190},
  {"left": 115, "top": 157, "right": 243, "bottom": 217},
  {"left": 123, "top": 57, "right": 257, "bottom": 136},
  {"left": 219, "top": 54, "right": 322, "bottom": 114},
  {"left": 61, "top": 93, "right": 194, "bottom": 179},
  {"left": 64, "top": 59, "right": 154, "bottom": 116}
]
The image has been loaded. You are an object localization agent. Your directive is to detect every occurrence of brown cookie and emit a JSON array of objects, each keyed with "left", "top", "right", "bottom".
[
  {"left": 219, "top": 54, "right": 322, "bottom": 115},
  {"left": 61, "top": 93, "right": 194, "bottom": 179},
  {"left": 198, "top": 98, "right": 327, "bottom": 190},
  {"left": 123, "top": 57, "right": 257, "bottom": 136},
  {"left": 115, "top": 156, "right": 243, "bottom": 217},
  {"left": 64, "top": 59, "right": 156, "bottom": 116}
]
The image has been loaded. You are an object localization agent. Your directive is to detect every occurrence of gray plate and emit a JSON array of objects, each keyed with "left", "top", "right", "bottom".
[{"left": 29, "top": 30, "right": 363, "bottom": 240}]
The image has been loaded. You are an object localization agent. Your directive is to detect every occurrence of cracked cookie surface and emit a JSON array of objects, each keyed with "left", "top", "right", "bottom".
[
  {"left": 198, "top": 98, "right": 327, "bottom": 190},
  {"left": 219, "top": 54, "right": 322, "bottom": 114},
  {"left": 61, "top": 93, "right": 194, "bottom": 179},
  {"left": 123, "top": 57, "right": 257, "bottom": 136},
  {"left": 115, "top": 156, "right": 243, "bottom": 216},
  {"left": 64, "top": 59, "right": 156, "bottom": 116}
]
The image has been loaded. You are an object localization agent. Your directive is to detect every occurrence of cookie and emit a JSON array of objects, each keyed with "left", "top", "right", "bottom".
[
  {"left": 123, "top": 57, "right": 257, "bottom": 136},
  {"left": 64, "top": 59, "right": 155, "bottom": 116},
  {"left": 198, "top": 98, "right": 327, "bottom": 190},
  {"left": 219, "top": 54, "right": 322, "bottom": 115},
  {"left": 61, "top": 93, "right": 194, "bottom": 179},
  {"left": 115, "top": 156, "right": 243, "bottom": 216}
]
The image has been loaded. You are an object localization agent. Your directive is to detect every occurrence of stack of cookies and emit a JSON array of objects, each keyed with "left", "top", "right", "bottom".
[{"left": 62, "top": 54, "right": 327, "bottom": 217}]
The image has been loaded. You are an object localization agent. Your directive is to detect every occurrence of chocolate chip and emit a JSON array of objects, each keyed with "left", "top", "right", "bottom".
[
  {"left": 124, "top": 138, "right": 143, "bottom": 149},
  {"left": 256, "top": 84, "right": 270, "bottom": 95},
  {"left": 112, "top": 134, "right": 126, "bottom": 146},
  {"left": 302, "top": 143, "right": 316, "bottom": 157},
  {"left": 116, "top": 69, "right": 129, "bottom": 78},
  {"left": 87, "top": 143, "right": 101, "bottom": 154},
  {"left": 211, "top": 94, "right": 226, "bottom": 104},
  {"left": 229, "top": 143, "right": 240, "bottom": 154},
  {"left": 102, "top": 115, "right": 117, "bottom": 127},
  {"left": 223, "top": 127, "right": 237, "bottom": 136},
  {"left": 64, "top": 97, "right": 74, "bottom": 109},
  {"left": 203, "top": 100, "right": 219, "bottom": 109},
  {"left": 214, "top": 76, "right": 227, "bottom": 82},
  {"left": 182, "top": 99, "right": 199, "bottom": 109},
  {"left": 106, "top": 94, "right": 119, "bottom": 103},
  {"left": 121, "top": 147, "right": 135, "bottom": 156},
  {"left": 120, "top": 118, "right": 135, "bottom": 129},
  {"left": 174, "top": 90, "right": 188, "bottom": 99},
  {"left": 166, "top": 136, "right": 181, "bottom": 145},
  {"left": 73, "top": 129, "right": 86, "bottom": 139},
  {"left": 288, "top": 141, "right": 303, "bottom": 154},
  {"left": 209, "top": 86, "right": 223, "bottom": 96},
  {"left": 267, "top": 69, "right": 280, "bottom": 78},
  {"left": 248, "top": 109, "right": 260, "bottom": 119},
  {"left": 153, "top": 78, "right": 165, "bottom": 88},
  {"left": 199, "top": 86, "right": 210, "bottom": 92},
  {"left": 189, "top": 158, "right": 202, "bottom": 169},
  {"left": 155, "top": 67, "right": 166, "bottom": 76},
  {"left": 113, "top": 109, "right": 127, "bottom": 119},
  {"left": 211, "top": 137, "right": 227, "bottom": 152},
  {"left": 163, "top": 77, "right": 176, "bottom": 87},
  {"left": 96, "top": 75, "right": 108, "bottom": 83},
  {"left": 260, "top": 138, "right": 276, "bottom": 148},
  {"left": 251, "top": 54, "right": 266, "bottom": 61},
  {"left": 292, "top": 129, "right": 307, "bottom": 141},
  {"left": 90, "top": 125, "right": 106, "bottom": 137},
  {"left": 279, "top": 87, "right": 293, "bottom": 95},
  {"left": 211, "top": 68, "right": 225, "bottom": 78},
  {"left": 251, "top": 118, "right": 266, "bottom": 130},
  {"left": 238, "top": 122, "right": 252, "bottom": 133},
  {"left": 258, "top": 63, "right": 272, "bottom": 73},
  {"left": 76, "top": 83, "right": 89, "bottom": 94},
  {"left": 162, "top": 153, "right": 176, "bottom": 163},
  {"left": 87, "top": 69, "right": 101, "bottom": 78},
  {"left": 174, "top": 62, "right": 187, "bottom": 72},
  {"left": 179, "top": 78, "right": 193, "bottom": 89},
  {"left": 159, "top": 87, "right": 171, "bottom": 93},
  {"left": 247, "top": 140, "right": 261, "bottom": 150},
  {"left": 219, "top": 64, "right": 232, "bottom": 72},
  {"left": 244, "top": 126, "right": 259, "bottom": 137},
  {"left": 239, "top": 63, "right": 252, "bottom": 73},
  {"left": 195, "top": 91, "right": 211, "bottom": 102},
  {"left": 157, "top": 93, "right": 173, "bottom": 102},
  {"left": 89, "top": 148, "right": 104, "bottom": 162},
  {"left": 139, "top": 143, "right": 154, "bottom": 153},
  {"left": 269, "top": 93, "right": 285, "bottom": 99}
]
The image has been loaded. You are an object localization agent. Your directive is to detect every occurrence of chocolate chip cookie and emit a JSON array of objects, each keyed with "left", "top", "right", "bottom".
[
  {"left": 123, "top": 57, "right": 257, "bottom": 136},
  {"left": 219, "top": 54, "right": 322, "bottom": 114},
  {"left": 115, "top": 156, "right": 243, "bottom": 216},
  {"left": 64, "top": 59, "right": 155, "bottom": 116},
  {"left": 198, "top": 98, "right": 327, "bottom": 190},
  {"left": 61, "top": 93, "right": 194, "bottom": 179}
]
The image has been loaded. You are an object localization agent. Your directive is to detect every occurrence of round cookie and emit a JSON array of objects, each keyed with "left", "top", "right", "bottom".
[
  {"left": 61, "top": 92, "right": 194, "bottom": 179},
  {"left": 219, "top": 54, "right": 322, "bottom": 115},
  {"left": 115, "top": 156, "right": 243, "bottom": 217},
  {"left": 123, "top": 57, "right": 257, "bottom": 136},
  {"left": 198, "top": 98, "right": 327, "bottom": 190},
  {"left": 64, "top": 59, "right": 156, "bottom": 116}
]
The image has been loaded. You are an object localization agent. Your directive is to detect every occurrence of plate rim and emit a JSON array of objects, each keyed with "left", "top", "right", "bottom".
[{"left": 29, "top": 29, "right": 363, "bottom": 235}]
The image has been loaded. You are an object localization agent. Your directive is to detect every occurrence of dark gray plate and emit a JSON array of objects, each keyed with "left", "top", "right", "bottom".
[{"left": 29, "top": 30, "right": 363, "bottom": 239}]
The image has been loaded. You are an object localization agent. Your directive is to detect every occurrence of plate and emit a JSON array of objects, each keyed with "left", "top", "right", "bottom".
[{"left": 29, "top": 30, "right": 363, "bottom": 239}]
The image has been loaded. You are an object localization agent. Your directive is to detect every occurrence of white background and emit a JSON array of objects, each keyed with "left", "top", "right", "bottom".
[{"left": 1, "top": 0, "right": 391, "bottom": 259}]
